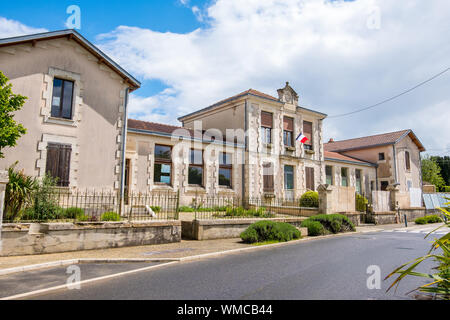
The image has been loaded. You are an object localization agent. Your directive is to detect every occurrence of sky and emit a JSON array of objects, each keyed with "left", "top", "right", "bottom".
[{"left": 0, "top": 0, "right": 449, "bottom": 156}]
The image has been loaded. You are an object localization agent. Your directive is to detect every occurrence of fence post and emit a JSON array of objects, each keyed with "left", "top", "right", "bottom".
[{"left": 0, "top": 170, "right": 8, "bottom": 254}]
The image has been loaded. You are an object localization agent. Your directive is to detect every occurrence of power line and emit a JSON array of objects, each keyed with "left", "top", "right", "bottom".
[{"left": 327, "top": 67, "right": 450, "bottom": 119}]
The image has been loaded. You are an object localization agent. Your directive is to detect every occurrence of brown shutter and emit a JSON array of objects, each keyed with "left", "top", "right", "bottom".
[
  {"left": 58, "top": 144, "right": 72, "bottom": 187},
  {"left": 283, "top": 117, "right": 293, "bottom": 131},
  {"left": 46, "top": 143, "right": 60, "bottom": 180},
  {"left": 303, "top": 121, "right": 313, "bottom": 145},
  {"left": 306, "top": 167, "right": 315, "bottom": 191},
  {"left": 261, "top": 112, "right": 273, "bottom": 128},
  {"left": 263, "top": 163, "right": 274, "bottom": 192}
]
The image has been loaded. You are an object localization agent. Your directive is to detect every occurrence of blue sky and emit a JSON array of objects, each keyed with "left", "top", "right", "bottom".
[{"left": 0, "top": 0, "right": 449, "bottom": 155}]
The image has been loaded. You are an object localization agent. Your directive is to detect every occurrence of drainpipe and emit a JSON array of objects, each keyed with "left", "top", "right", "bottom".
[
  {"left": 242, "top": 99, "right": 248, "bottom": 201},
  {"left": 119, "top": 87, "right": 130, "bottom": 216}
]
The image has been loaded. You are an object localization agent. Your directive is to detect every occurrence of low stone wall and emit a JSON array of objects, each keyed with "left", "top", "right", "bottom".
[
  {"left": 0, "top": 221, "right": 181, "bottom": 257},
  {"left": 371, "top": 207, "right": 427, "bottom": 225},
  {"left": 182, "top": 218, "right": 308, "bottom": 240},
  {"left": 341, "top": 212, "right": 361, "bottom": 226}
]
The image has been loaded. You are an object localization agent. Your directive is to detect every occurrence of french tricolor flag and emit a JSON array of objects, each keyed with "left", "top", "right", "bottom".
[{"left": 296, "top": 132, "right": 308, "bottom": 144}]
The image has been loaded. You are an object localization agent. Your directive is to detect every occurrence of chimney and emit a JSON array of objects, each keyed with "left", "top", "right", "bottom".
[{"left": 328, "top": 138, "right": 334, "bottom": 143}]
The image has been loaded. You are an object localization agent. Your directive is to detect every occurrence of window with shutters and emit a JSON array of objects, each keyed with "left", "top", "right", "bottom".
[
  {"left": 305, "top": 167, "right": 315, "bottom": 190},
  {"left": 283, "top": 117, "right": 294, "bottom": 147},
  {"left": 263, "top": 163, "right": 274, "bottom": 192},
  {"left": 261, "top": 111, "right": 273, "bottom": 144},
  {"left": 405, "top": 151, "right": 411, "bottom": 170},
  {"left": 45, "top": 143, "right": 72, "bottom": 187},
  {"left": 51, "top": 78, "right": 74, "bottom": 119},
  {"left": 303, "top": 121, "right": 313, "bottom": 150}
]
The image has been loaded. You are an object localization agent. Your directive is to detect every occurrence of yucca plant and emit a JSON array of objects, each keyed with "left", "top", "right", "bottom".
[
  {"left": 4, "top": 163, "right": 38, "bottom": 221},
  {"left": 385, "top": 198, "right": 450, "bottom": 300}
]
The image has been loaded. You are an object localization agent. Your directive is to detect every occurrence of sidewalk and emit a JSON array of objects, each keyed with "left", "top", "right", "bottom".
[{"left": 0, "top": 222, "right": 444, "bottom": 271}]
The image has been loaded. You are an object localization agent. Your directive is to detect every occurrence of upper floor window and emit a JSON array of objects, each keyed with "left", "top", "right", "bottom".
[
  {"left": 154, "top": 145, "right": 172, "bottom": 185},
  {"left": 219, "top": 152, "right": 232, "bottom": 188},
  {"left": 261, "top": 111, "right": 273, "bottom": 144},
  {"left": 51, "top": 78, "right": 74, "bottom": 119},
  {"left": 283, "top": 117, "right": 294, "bottom": 147},
  {"left": 189, "top": 149, "right": 204, "bottom": 186},
  {"left": 326, "top": 165, "right": 333, "bottom": 185},
  {"left": 378, "top": 152, "right": 385, "bottom": 161},
  {"left": 341, "top": 167, "right": 348, "bottom": 187},
  {"left": 46, "top": 143, "right": 72, "bottom": 187},
  {"left": 405, "top": 151, "right": 411, "bottom": 170},
  {"left": 303, "top": 121, "right": 313, "bottom": 150}
]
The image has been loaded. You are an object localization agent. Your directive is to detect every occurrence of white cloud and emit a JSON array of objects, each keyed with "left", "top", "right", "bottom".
[
  {"left": 97, "top": 0, "right": 450, "bottom": 154},
  {"left": 0, "top": 17, "right": 48, "bottom": 39}
]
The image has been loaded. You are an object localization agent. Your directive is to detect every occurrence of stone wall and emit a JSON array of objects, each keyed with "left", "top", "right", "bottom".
[
  {"left": 0, "top": 221, "right": 181, "bottom": 257},
  {"left": 182, "top": 217, "right": 308, "bottom": 240},
  {"left": 371, "top": 207, "right": 427, "bottom": 225}
]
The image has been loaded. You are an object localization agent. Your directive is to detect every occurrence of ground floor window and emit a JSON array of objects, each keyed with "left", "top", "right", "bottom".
[
  {"left": 263, "top": 163, "right": 274, "bottom": 192},
  {"left": 380, "top": 181, "right": 389, "bottom": 191},
  {"left": 305, "top": 167, "right": 315, "bottom": 191},
  {"left": 219, "top": 152, "right": 232, "bottom": 187},
  {"left": 189, "top": 149, "right": 204, "bottom": 186},
  {"left": 355, "top": 169, "right": 362, "bottom": 194},
  {"left": 341, "top": 167, "right": 348, "bottom": 187},
  {"left": 326, "top": 165, "right": 333, "bottom": 185},
  {"left": 154, "top": 144, "right": 172, "bottom": 185},
  {"left": 284, "top": 165, "right": 294, "bottom": 190},
  {"left": 45, "top": 142, "right": 72, "bottom": 187}
]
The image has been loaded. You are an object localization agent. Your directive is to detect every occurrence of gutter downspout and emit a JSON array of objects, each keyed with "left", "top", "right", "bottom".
[
  {"left": 119, "top": 88, "right": 130, "bottom": 216},
  {"left": 242, "top": 99, "right": 248, "bottom": 201}
]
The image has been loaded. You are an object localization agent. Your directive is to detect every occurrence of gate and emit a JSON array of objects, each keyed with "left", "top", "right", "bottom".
[
  {"left": 409, "top": 188, "right": 422, "bottom": 208},
  {"left": 372, "top": 191, "right": 390, "bottom": 212}
]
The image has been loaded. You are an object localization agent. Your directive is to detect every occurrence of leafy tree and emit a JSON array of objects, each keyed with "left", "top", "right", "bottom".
[
  {"left": 422, "top": 155, "right": 446, "bottom": 190},
  {"left": 0, "top": 70, "right": 27, "bottom": 158},
  {"left": 431, "top": 156, "right": 450, "bottom": 187}
]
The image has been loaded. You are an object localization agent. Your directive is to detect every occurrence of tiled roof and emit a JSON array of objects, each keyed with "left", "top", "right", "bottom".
[
  {"left": 324, "top": 151, "right": 375, "bottom": 166},
  {"left": 325, "top": 129, "right": 414, "bottom": 152},
  {"left": 128, "top": 119, "right": 193, "bottom": 137}
]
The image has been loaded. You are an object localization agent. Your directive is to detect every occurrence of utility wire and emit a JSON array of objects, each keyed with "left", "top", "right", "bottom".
[{"left": 327, "top": 67, "right": 450, "bottom": 119}]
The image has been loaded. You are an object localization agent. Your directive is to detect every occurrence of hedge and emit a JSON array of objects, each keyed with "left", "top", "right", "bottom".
[
  {"left": 300, "top": 220, "right": 325, "bottom": 236},
  {"left": 301, "top": 214, "right": 356, "bottom": 236},
  {"left": 240, "top": 220, "right": 301, "bottom": 244},
  {"left": 299, "top": 191, "right": 319, "bottom": 208},
  {"left": 415, "top": 215, "right": 443, "bottom": 225}
]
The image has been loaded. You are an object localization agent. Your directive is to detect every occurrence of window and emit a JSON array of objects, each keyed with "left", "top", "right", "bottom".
[
  {"left": 263, "top": 163, "right": 274, "bottom": 192},
  {"left": 378, "top": 152, "right": 385, "bottom": 161},
  {"left": 283, "top": 117, "right": 294, "bottom": 147},
  {"left": 154, "top": 145, "right": 172, "bottom": 184},
  {"left": 51, "top": 78, "right": 74, "bottom": 119},
  {"left": 355, "top": 169, "right": 362, "bottom": 194},
  {"left": 341, "top": 168, "right": 348, "bottom": 187},
  {"left": 261, "top": 111, "right": 273, "bottom": 144},
  {"left": 326, "top": 165, "right": 333, "bottom": 185},
  {"left": 305, "top": 167, "right": 315, "bottom": 190},
  {"left": 189, "top": 149, "right": 203, "bottom": 185},
  {"left": 219, "top": 152, "right": 232, "bottom": 188},
  {"left": 284, "top": 165, "right": 294, "bottom": 190},
  {"left": 46, "top": 143, "right": 72, "bottom": 187},
  {"left": 303, "top": 121, "right": 313, "bottom": 150},
  {"left": 370, "top": 181, "right": 375, "bottom": 192},
  {"left": 380, "top": 181, "right": 389, "bottom": 191},
  {"left": 405, "top": 151, "right": 410, "bottom": 170}
]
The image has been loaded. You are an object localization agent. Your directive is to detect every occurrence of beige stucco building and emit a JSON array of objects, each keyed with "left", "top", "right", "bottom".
[
  {"left": 0, "top": 30, "right": 140, "bottom": 191},
  {"left": 324, "top": 130, "right": 426, "bottom": 208}
]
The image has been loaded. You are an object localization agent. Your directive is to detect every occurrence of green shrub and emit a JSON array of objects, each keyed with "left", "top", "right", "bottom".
[
  {"left": 224, "top": 206, "right": 274, "bottom": 218},
  {"left": 442, "top": 186, "right": 450, "bottom": 192},
  {"left": 150, "top": 206, "right": 161, "bottom": 213},
  {"left": 179, "top": 206, "right": 195, "bottom": 212},
  {"left": 355, "top": 194, "right": 368, "bottom": 212},
  {"left": 63, "top": 207, "right": 84, "bottom": 219},
  {"left": 101, "top": 211, "right": 121, "bottom": 221},
  {"left": 415, "top": 215, "right": 443, "bottom": 225},
  {"left": 299, "top": 191, "right": 319, "bottom": 208},
  {"left": 301, "top": 219, "right": 325, "bottom": 236},
  {"left": 308, "top": 214, "right": 356, "bottom": 234},
  {"left": 240, "top": 220, "right": 301, "bottom": 244}
]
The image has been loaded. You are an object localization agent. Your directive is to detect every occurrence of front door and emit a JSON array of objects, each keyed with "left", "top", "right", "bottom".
[{"left": 284, "top": 165, "right": 294, "bottom": 201}]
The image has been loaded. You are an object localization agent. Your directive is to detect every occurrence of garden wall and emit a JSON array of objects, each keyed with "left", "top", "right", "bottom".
[
  {"left": 182, "top": 217, "right": 308, "bottom": 240},
  {"left": 0, "top": 221, "right": 181, "bottom": 257},
  {"left": 371, "top": 207, "right": 427, "bottom": 225}
]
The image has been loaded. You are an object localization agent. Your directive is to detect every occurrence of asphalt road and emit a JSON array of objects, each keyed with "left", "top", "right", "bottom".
[{"left": 24, "top": 230, "right": 442, "bottom": 300}]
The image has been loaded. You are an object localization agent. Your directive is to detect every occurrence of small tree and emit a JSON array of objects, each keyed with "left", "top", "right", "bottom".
[
  {"left": 422, "top": 155, "right": 445, "bottom": 190},
  {"left": 0, "top": 70, "right": 27, "bottom": 158}
]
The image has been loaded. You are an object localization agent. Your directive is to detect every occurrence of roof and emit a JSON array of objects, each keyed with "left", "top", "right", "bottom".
[
  {"left": 0, "top": 29, "right": 140, "bottom": 90},
  {"left": 127, "top": 119, "right": 244, "bottom": 147},
  {"left": 178, "top": 89, "right": 280, "bottom": 121},
  {"left": 324, "top": 151, "right": 376, "bottom": 167},
  {"left": 325, "top": 129, "right": 425, "bottom": 152}
]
